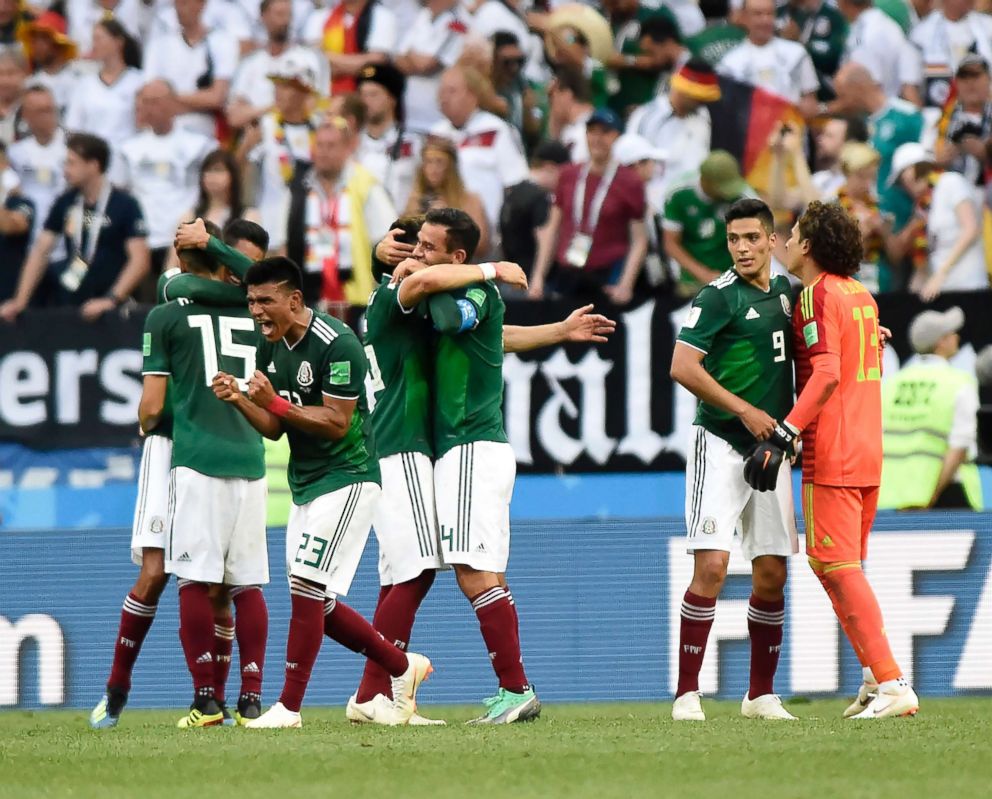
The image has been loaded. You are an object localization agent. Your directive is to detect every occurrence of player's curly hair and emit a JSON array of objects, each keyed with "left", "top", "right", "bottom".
[{"left": 797, "top": 201, "right": 864, "bottom": 277}]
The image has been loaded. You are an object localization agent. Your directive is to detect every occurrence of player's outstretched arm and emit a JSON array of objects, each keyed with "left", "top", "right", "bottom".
[
  {"left": 162, "top": 274, "right": 246, "bottom": 306},
  {"left": 175, "top": 219, "right": 254, "bottom": 280},
  {"left": 138, "top": 375, "right": 168, "bottom": 435},
  {"left": 670, "top": 341, "right": 776, "bottom": 440},
  {"left": 396, "top": 260, "right": 527, "bottom": 308},
  {"left": 212, "top": 371, "right": 283, "bottom": 440},
  {"left": 243, "top": 370, "right": 355, "bottom": 441},
  {"left": 503, "top": 304, "right": 617, "bottom": 353}
]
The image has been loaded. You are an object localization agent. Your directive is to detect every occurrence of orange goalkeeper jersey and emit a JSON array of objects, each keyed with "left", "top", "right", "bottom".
[{"left": 792, "top": 273, "right": 883, "bottom": 487}]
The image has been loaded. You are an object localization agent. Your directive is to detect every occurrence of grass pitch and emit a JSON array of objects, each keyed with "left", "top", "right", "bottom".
[{"left": 1, "top": 699, "right": 989, "bottom": 799}]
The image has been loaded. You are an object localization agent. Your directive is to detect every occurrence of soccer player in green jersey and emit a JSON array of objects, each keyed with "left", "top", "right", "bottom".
[
  {"left": 669, "top": 198, "right": 799, "bottom": 722},
  {"left": 214, "top": 256, "right": 431, "bottom": 729},
  {"left": 138, "top": 234, "right": 270, "bottom": 729}
]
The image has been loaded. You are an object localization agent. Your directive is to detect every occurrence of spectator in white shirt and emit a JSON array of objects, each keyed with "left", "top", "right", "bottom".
[
  {"left": 120, "top": 80, "right": 216, "bottom": 274},
  {"left": 0, "top": 44, "right": 27, "bottom": 146},
  {"left": 627, "top": 59, "right": 718, "bottom": 210},
  {"left": 718, "top": 0, "right": 820, "bottom": 119},
  {"left": 64, "top": 19, "right": 144, "bottom": 186},
  {"left": 303, "top": 0, "right": 397, "bottom": 96},
  {"left": 911, "top": 0, "right": 992, "bottom": 108},
  {"left": 356, "top": 62, "right": 420, "bottom": 212},
  {"left": 18, "top": 12, "right": 80, "bottom": 118},
  {"left": 67, "top": 0, "right": 145, "bottom": 56},
  {"left": 838, "top": 0, "right": 922, "bottom": 104},
  {"left": 547, "top": 65, "right": 594, "bottom": 164},
  {"left": 143, "top": 0, "right": 239, "bottom": 139},
  {"left": 227, "top": 0, "right": 312, "bottom": 130},
  {"left": 393, "top": 0, "right": 470, "bottom": 134},
  {"left": 9, "top": 84, "right": 66, "bottom": 244},
  {"left": 432, "top": 65, "right": 528, "bottom": 245}
]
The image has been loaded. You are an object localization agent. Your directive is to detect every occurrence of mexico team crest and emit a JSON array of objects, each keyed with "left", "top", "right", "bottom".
[
  {"left": 780, "top": 294, "right": 792, "bottom": 317},
  {"left": 297, "top": 361, "right": 314, "bottom": 388}
]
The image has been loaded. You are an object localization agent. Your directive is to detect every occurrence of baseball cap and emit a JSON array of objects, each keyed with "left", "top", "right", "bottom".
[
  {"left": 909, "top": 306, "right": 964, "bottom": 354},
  {"left": 586, "top": 107, "right": 623, "bottom": 133},
  {"left": 612, "top": 134, "right": 667, "bottom": 166},
  {"left": 956, "top": 54, "right": 989, "bottom": 78},
  {"left": 699, "top": 150, "right": 747, "bottom": 200},
  {"left": 267, "top": 51, "right": 319, "bottom": 93},
  {"left": 887, "top": 142, "right": 935, "bottom": 186}
]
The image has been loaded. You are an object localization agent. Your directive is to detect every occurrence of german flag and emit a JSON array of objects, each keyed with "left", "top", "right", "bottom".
[{"left": 708, "top": 75, "right": 805, "bottom": 197}]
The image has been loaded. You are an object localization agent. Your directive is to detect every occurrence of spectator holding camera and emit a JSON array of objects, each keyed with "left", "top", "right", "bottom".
[{"left": 936, "top": 55, "right": 992, "bottom": 186}]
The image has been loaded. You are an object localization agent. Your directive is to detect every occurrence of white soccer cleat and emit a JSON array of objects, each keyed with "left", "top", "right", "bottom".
[
  {"left": 843, "top": 680, "right": 879, "bottom": 718},
  {"left": 408, "top": 712, "right": 446, "bottom": 726},
  {"left": 850, "top": 685, "right": 919, "bottom": 720},
  {"left": 741, "top": 693, "right": 798, "bottom": 720},
  {"left": 672, "top": 691, "right": 705, "bottom": 721},
  {"left": 244, "top": 701, "right": 303, "bottom": 729},
  {"left": 345, "top": 693, "right": 407, "bottom": 726},
  {"left": 390, "top": 652, "right": 433, "bottom": 722}
]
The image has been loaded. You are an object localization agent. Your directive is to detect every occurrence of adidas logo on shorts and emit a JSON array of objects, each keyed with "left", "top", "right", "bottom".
[
  {"left": 177, "top": 552, "right": 191, "bottom": 562},
  {"left": 475, "top": 542, "right": 487, "bottom": 553}
]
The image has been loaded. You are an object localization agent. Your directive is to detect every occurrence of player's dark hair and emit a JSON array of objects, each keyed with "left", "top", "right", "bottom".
[
  {"left": 97, "top": 18, "right": 142, "bottom": 69},
  {"left": 797, "top": 201, "right": 863, "bottom": 277},
  {"left": 245, "top": 256, "right": 304, "bottom": 293},
  {"left": 179, "top": 221, "right": 224, "bottom": 274},
  {"left": 640, "top": 15, "right": 681, "bottom": 45},
  {"left": 724, "top": 198, "right": 774, "bottom": 234},
  {"left": 424, "top": 207, "right": 481, "bottom": 261},
  {"left": 223, "top": 218, "right": 269, "bottom": 254},
  {"left": 66, "top": 133, "right": 111, "bottom": 174}
]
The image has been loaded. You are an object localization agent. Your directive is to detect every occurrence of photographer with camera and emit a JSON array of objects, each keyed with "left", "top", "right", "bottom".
[{"left": 937, "top": 55, "right": 992, "bottom": 187}]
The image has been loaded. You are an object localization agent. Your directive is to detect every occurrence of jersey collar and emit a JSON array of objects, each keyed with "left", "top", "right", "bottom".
[{"left": 282, "top": 308, "right": 314, "bottom": 351}]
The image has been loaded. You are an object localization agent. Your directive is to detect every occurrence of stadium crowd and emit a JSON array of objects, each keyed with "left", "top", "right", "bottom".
[{"left": 0, "top": 0, "right": 990, "bottom": 320}]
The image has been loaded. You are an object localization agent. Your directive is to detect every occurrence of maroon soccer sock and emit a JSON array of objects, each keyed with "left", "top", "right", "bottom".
[
  {"left": 504, "top": 584, "right": 521, "bottom": 648},
  {"left": 177, "top": 581, "right": 216, "bottom": 699},
  {"left": 747, "top": 594, "right": 785, "bottom": 699},
  {"left": 676, "top": 590, "right": 716, "bottom": 697},
  {"left": 213, "top": 614, "right": 235, "bottom": 704},
  {"left": 231, "top": 585, "right": 267, "bottom": 699},
  {"left": 279, "top": 579, "right": 326, "bottom": 713},
  {"left": 324, "top": 597, "right": 409, "bottom": 677},
  {"left": 471, "top": 587, "right": 529, "bottom": 694},
  {"left": 356, "top": 571, "right": 436, "bottom": 702},
  {"left": 106, "top": 592, "right": 158, "bottom": 693}
]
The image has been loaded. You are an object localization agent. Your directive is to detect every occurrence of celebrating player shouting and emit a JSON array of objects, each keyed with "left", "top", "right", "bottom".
[
  {"left": 214, "top": 256, "right": 431, "bottom": 729},
  {"left": 744, "top": 202, "right": 919, "bottom": 719},
  {"left": 670, "top": 199, "right": 799, "bottom": 722}
]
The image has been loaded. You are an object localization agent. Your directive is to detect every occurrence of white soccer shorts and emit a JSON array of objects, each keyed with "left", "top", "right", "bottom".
[
  {"left": 373, "top": 452, "right": 443, "bottom": 586},
  {"left": 130, "top": 434, "right": 173, "bottom": 566},
  {"left": 285, "top": 481, "right": 380, "bottom": 596},
  {"left": 166, "top": 466, "right": 270, "bottom": 585},
  {"left": 684, "top": 426, "right": 799, "bottom": 560},
  {"left": 434, "top": 441, "right": 515, "bottom": 573}
]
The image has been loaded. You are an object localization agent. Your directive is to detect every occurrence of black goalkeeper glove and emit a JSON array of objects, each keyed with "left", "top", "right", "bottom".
[{"left": 743, "top": 422, "right": 798, "bottom": 492}]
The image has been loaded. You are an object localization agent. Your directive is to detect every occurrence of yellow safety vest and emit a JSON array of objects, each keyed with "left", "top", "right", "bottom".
[
  {"left": 879, "top": 359, "right": 983, "bottom": 510},
  {"left": 265, "top": 436, "right": 292, "bottom": 527}
]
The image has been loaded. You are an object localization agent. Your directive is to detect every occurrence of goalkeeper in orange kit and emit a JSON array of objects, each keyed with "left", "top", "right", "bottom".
[{"left": 743, "top": 202, "right": 919, "bottom": 719}]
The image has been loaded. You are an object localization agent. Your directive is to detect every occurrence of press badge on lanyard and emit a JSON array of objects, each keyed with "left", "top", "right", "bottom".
[
  {"left": 304, "top": 188, "right": 353, "bottom": 277},
  {"left": 566, "top": 161, "right": 618, "bottom": 268},
  {"left": 61, "top": 182, "right": 112, "bottom": 293}
]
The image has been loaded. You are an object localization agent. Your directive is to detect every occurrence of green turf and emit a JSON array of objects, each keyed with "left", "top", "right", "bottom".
[{"left": 1, "top": 699, "right": 989, "bottom": 799}]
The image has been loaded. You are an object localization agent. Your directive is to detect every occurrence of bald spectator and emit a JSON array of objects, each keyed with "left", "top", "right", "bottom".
[
  {"left": 431, "top": 65, "right": 528, "bottom": 245},
  {"left": 394, "top": 0, "right": 470, "bottom": 134},
  {"left": 718, "top": 0, "right": 820, "bottom": 119},
  {"left": 0, "top": 44, "right": 27, "bottom": 145},
  {"left": 911, "top": 0, "right": 992, "bottom": 109},
  {"left": 303, "top": 0, "right": 397, "bottom": 96},
  {"left": 547, "top": 66, "right": 594, "bottom": 164},
  {"left": 143, "top": 0, "right": 239, "bottom": 138},
  {"left": 120, "top": 81, "right": 216, "bottom": 278},
  {"left": 837, "top": 0, "right": 922, "bottom": 104},
  {"left": 627, "top": 59, "right": 718, "bottom": 210}
]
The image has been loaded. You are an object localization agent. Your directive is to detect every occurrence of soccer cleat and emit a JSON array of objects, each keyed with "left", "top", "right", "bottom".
[
  {"left": 89, "top": 689, "right": 127, "bottom": 730},
  {"left": 850, "top": 685, "right": 919, "bottom": 720},
  {"left": 466, "top": 687, "right": 541, "bottom": 724},
  {"left": 741, "top": 693, "right": 798, "bottom": 720},
  {"left": 671, "top": 691, "right": 705, "bottom": 721},
  {"left": 843, "top": 680, "right": 879, "bottom": 718},
  {"left": 219, "top": 702, "right": 236, "bottom": 727},
  {"left": 235, "top": 696, "right": 262, "bottom": 726},
  {"left": 408, "top": 712, "right": 447, "bottom": 726},
  {"left": 177, "top": 698, "right": 225, "bottom": 728},
  {"left": 390, "top": 653, "right": 433, "bottom": 722},
  {"left": 346, "top": 693, "right": 407, "bottom": 726},
  {"left": 245, "top": 701, "right": 303, "bottom": 729}
]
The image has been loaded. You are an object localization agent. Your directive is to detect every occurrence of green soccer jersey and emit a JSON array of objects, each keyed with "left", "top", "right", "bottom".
[
  {"left": 428, "top": 282, "right": 507, "bottom": 457},
  {"left": 257, "top": 310, "right": 380, "bottom": 505},
  {"left": 663, "top": 183, "right": 739, "bottom": 292},
  {"left": 776, "top": 3, "right": 847, "bottom": 100},
  {"left": 142, "top": 298, "right": 264, "bottom": 479},
  {"left": 676, "top": 270, "right": 795, "bottom": 454},
  {"left": 363, "top": 277, "right": 434, "bottom": 460},
  {"left": 687, "top": 23, "right": 746, "bottom": 67},
  {"left": 609, "top": 7, "right": 680, "bottom": 116}
]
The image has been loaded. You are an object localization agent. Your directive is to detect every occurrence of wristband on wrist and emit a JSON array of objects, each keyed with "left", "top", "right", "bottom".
[
  {"left": 267, "top": 395, "right": 292, "bottom": 417},
  {"left": 479, "top": 262, "right": 497, "bottom": 280}
]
